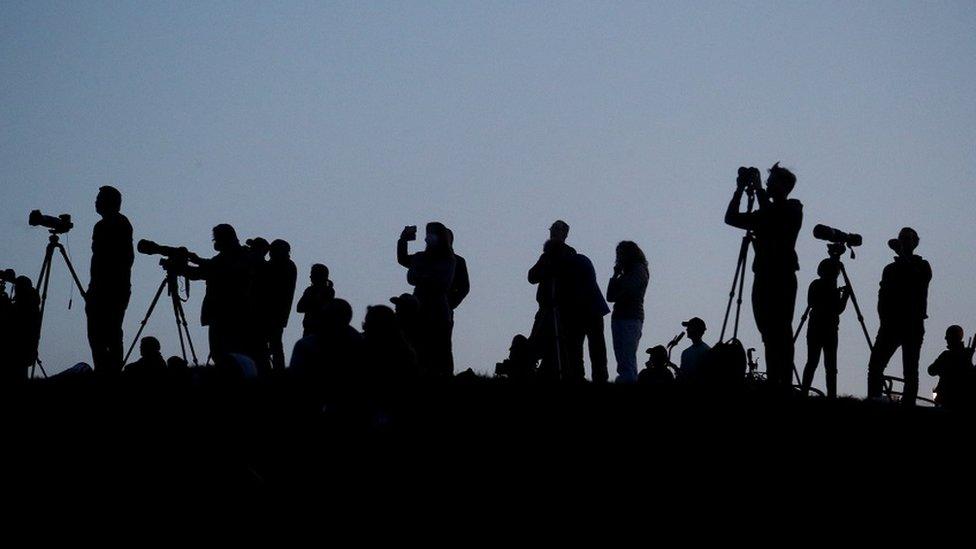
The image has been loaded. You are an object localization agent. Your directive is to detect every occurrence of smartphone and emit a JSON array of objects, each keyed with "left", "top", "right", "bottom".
[{"left": 405, "top": 225, "right": 418, "bottom": 241}]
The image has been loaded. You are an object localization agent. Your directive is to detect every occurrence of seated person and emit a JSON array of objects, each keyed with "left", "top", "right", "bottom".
[
  {"left": 638, "top": 345, "right": 675, "bottom": 389},
  {"left": 123, "top": 337, "right": 167, "bottom": 379},
  {"left": 927, "top": 325, "right": 975, "bottom": 409},
  {"left": 495, "top": 334, "right": 537, "bottom": 380}
]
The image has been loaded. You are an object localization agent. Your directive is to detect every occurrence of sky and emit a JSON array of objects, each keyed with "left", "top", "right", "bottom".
[{"left": 1, "top": 1, "right": 974, "bottom": 397}]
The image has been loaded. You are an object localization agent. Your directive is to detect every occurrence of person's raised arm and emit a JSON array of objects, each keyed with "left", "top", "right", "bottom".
[
  {"left": 724, "top": 186, "right": 756, "bottom": 230},
  {"left": 528, "top": 254, "right": 549, "bottom": 285},
  {"left": 397, "top": 226, "right": 416, "bottom": 268}
]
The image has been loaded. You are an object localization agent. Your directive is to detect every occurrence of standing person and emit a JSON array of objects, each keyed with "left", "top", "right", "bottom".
[
  {"left": 724, "top": 163, "right": 803, "bottom": 389},
  {"left": 867, "top": 228, "right": 932, "bottom": 405},
  {"left": 297, "top": 264, "right": 335, "bottom": 336},
  {"left": 927, "top": 325, "right": 974, "bottom": 410},
  {"left": 678, "top": 317, "right": 710, "bottom": 383},
  {"left": 9, "top": 277, "right": 41, "bottom": 384},
  {"left": 397, "top": 223, "right": 456, "bottom": 378},
  {"left": 265, "top": 239, "right": 297, "bottom": 372},
  {"left": 528, "top": 221, "right": 579, "bottom": 381},
  {"left": 606, "top": 241, "right": 649, "bottom": 383},
  {"left": 185, "top": 224, "right": 252, "bottom": 361},
  {"left": 86, "top": 186, "right": 134, "bottom": 376},
  {"left": 571, "top": 251, "right": 611, "bottom": 383},
  {"left": 445, "top": 228, "right": 469, "bottom": 374},
  {"left": 800, "top": 259, "right": 850, "bottom": 398}
]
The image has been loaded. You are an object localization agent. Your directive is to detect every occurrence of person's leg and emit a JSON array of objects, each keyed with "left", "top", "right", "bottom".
[
  {"left": 532, "top": 309, "right": 559, "bottom": 381},
  {"left": 901, "top": 326, "right": 924, "bottom": 406},
  {"left": 106, "top": 293, "right": 129, "bottom": 374},
  {"left": 823, "top": 330, "right": 839, "bottom": 398},
  {"left": 587, "top": 315, "right": 608, "bottom": 383},
  {"left": 612, "top": 318, "right": 641, "bottom": 383},
  {"left": 801, "top": 328, "right": 824, "bottom": 394},
  {"left": 561, "top": 315, "right": 586, "bottom": 382},
  {"left": 867, "top": 326, "right": 899, "bottom": 399},
  {"left": 85, "top": 299, "right": 104, "bottom": 371}
]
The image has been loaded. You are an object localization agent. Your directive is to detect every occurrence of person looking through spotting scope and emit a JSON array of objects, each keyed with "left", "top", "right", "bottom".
[
  {"left": 724, "top": 163, "right": 802, "bottom": 389},
  {"left": 800, "top": 258, "right": 849, "bottom": 398}
]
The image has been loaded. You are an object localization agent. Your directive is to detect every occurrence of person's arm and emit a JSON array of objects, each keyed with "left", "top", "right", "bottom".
[
  {"left": 724, "top": 188, "right": 758, "bottom": 230},
  {"left": 606, "top": 272, "right": 621, "bottom": 303},
  {"left": 807, "top": 281, "right": 817, "bottom": 310},
  {"left": 928, "top": 352, "right": 946, "bottom": 377},
  {"left": 397, "top": 238, "right": 412, "bottom": 268},
  {"left": 448, "top": 258, "right": 470, "bottom": 309},
  {"left": 837, "top": 286, "right": 850, "bottom": 315},
  {"left": 296, "top": 287, "right": 312, "bottom": 313},
  {"left": 528, "top": 254, "right": 550, "bottom": 284}
]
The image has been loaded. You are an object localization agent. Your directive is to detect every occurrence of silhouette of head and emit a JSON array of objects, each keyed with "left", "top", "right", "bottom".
[
  {"left": 140, "top": 336, "right": 161, "bottom": 357},
  {"left": 310, "top": 263, "right": 330, "bottom": 284},
  {"left": 270, "top": 239, "right": 290, "bottom": 261},
  {"left": 550, "top": 220, "right": 570, "bottom": 243},
  {"left": 645, "top": 345, "right": 668, "bottom": 368},
  {"left": 425, "top": 222, "right": 450, "bottom": 252},
  {"left": 363, "top": 305, "right": 398, "bottom": 340},
  {"left": 445, "top": 228, "right": 456, "bottom": 249},
  {"left": 212, "top": 224, "right": 240, "bottom": 252},
  {"left": 246, "top": 237, "right": 270, "bottom": 258},
  {"left": 945, "top": 325, "right": 964, "bottom": 348},
  {"left": 390, "top": 293, "right": 419, "bottom": 316},
  {"left": 889, "top": 227, "right": 920, "bottom": 257},
  {"left": 766, "top": 163, "right": 796, "bottom": 201},
  {"left": 95, "top": 186, "right": 122, "bottom": 217},
  {"left": 167, "top": 356, "right": 189, "bottom": 370},
  {"left": 510, "top": 334, "right": 531, "bottom": 359},
  {"left": 615, "top": 241, "right": 647, "bottom": 269},
  {"left": 682, "top": 317, "right": 706, "bottom": 342},
  {"left": 817, "top": 258, "right": 840, "bottom": 280},
  {"left": 324, "top": 298, "right": 353, "bottom": 330}
]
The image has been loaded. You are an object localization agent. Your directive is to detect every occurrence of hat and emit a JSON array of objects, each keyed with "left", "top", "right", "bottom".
[
  {"left": 681, "top": 317, "right": 706, "bottom": 332},
  {"left": 888, "top": 227, "right": 919, "bottom": 253},
  {"left": 390, "top": 293, "right": 419, "bottom": 307}
]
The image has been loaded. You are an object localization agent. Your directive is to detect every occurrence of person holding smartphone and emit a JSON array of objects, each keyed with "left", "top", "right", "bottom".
[{"left": 397, "top": 223, "right": 457, "bottom": 378}]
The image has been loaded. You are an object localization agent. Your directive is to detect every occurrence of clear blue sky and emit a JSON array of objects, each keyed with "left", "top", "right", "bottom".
[{"left": 2, "top": 1, "right": 974, "bottom": 396}]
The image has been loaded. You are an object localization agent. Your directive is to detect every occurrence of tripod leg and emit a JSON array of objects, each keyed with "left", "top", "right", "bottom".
[
  {"left": 177, "top": 303, "right": 200, "bottom": 366},
  {"left": 169, "top": 279, "right": 200, "bottom": 366},
  {"left": 55, "top": 244, "right": 88, "bottom": 300},
  {"left": 122, "top": 278, "right": 168, "bottom": 365},
  {"left": 840, "top": 264, "right": 874, "bottom": 352},
  {"left": 720, "top": 235, "right": 750, "bottom": 342},
  {"left": 32, "top": 248, "right": 55, "bottom": 379},
  {"left": 732, "top": 243, "right": 749, "bottom": 339}
]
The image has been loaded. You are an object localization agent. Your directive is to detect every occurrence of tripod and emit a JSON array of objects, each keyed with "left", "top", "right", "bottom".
[
  {"left": 33, "top": 232, "right": 88, "bottom": 378},
  {"left": 123, "top": 268, "right": 199, "bottom": 367},
  {"left": 719, "top": 193, "right": 754, "bottom": 343},
  {"left": 793, "top": 247, "right": 874, "bottom": 351}
]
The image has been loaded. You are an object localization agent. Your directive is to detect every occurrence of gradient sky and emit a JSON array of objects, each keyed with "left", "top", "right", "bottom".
[{"left": 2, "top": 1, "right": 974, "bottom": 397}]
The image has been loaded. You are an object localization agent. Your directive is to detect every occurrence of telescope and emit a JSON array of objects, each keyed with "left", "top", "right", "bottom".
[
  {"left": 137, "top": 239, "right": 192, "bottom": 272},
  {"left": 813, "top": 224, "right": 862, "bottom": 248},
  {"left": 29, "top": 210, "right": 73, "bottom": 234}
]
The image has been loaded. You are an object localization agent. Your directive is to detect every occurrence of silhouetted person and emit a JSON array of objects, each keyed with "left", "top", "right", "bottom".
[
  {"left": 445, "top": 228, "right": 469, "bottom": 374},
  {"left": 8, "top": 277, "right": 40, "bottom": 384},
  {"left": 725, "top": 163, "right": 802, "bottom": 389},
  {"left": 800, "top": 259, "right": 850, "bottom": 398},
  {"left": 638, "top": 345, "right": 675, "bottom": 389},
  {"left": 867, "top": 228, "right": 932, "bottom": 405},
  {"left": 124, "top": 336, "right": 167, "bottom": 380},
  {"left": 495, "top": 334, "right": 538, "bottom": 380},
  {"left": 0, "top": 281, "right": 11, "bottom": 385},
  {"left": 86, "top": 186, "right": 134, "bottom": 375},
  {"left": 607, "top": 241, "right": 649, "bottom": 383},
  {"left": 297, "top": 264, "right": 335, "bottom": 336},
  {"left": 397, "top": 223, "right": 456, "bottom": 378},
  {"left": 528, "top": 221, "right": 579, "bottom": 381},
  {"left": 289, "top": 298, "right": 364, "bottom": 392},
  {"left": 363, "top": 305, "right": 418, "bottom": 386},
  {"left": 390, "top": 292, "right": 421, "bottom": 355},
  {"left": 927, "top": 325, "right": 974, "bottom": 410},
  {"left": 185, "top": 224, "right": 253, "bottom": 361},
  {"left": 263, "top": 239, "right": 297, "bottom": 371},
  {"left": 678, "top": 317, "right": 710, "bottom": 383},
  {"left": 571, "top": 250, "right": 611, "bottom": 383}
]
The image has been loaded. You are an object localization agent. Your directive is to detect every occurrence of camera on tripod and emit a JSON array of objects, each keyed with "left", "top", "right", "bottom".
[
  {"left": 29, "top": 210, "right": 73, "bottom": 234},
  {"left": 0, "top": 268, "right": 15, "bottom": 284},
  {"left": 813, "top": 224, "right": 862, "bottom": 247},
  {"left": 137, "top": 239, "right": 192, "bottom": 273}
]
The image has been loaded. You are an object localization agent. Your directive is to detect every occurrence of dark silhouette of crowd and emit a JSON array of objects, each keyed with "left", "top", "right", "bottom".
[{"left": 3, "top": 171, "right": 974, "bottom": 413}]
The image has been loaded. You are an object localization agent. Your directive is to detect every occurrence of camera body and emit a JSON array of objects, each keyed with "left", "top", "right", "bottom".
[
  {"left": 137, "top": 239, "right": 191, "bottom": 274},
  {"left": 737, "top": 166, "right": 762, "bottom": 193},
  {"left": 0, "top": 268, "right": 15, "bottom": 284},
  {"left": 29, "top": 210, "right": 73, "bottom": 234},
  {"left": 813, "top": 224, "right": 863, "bottom": 248}
]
